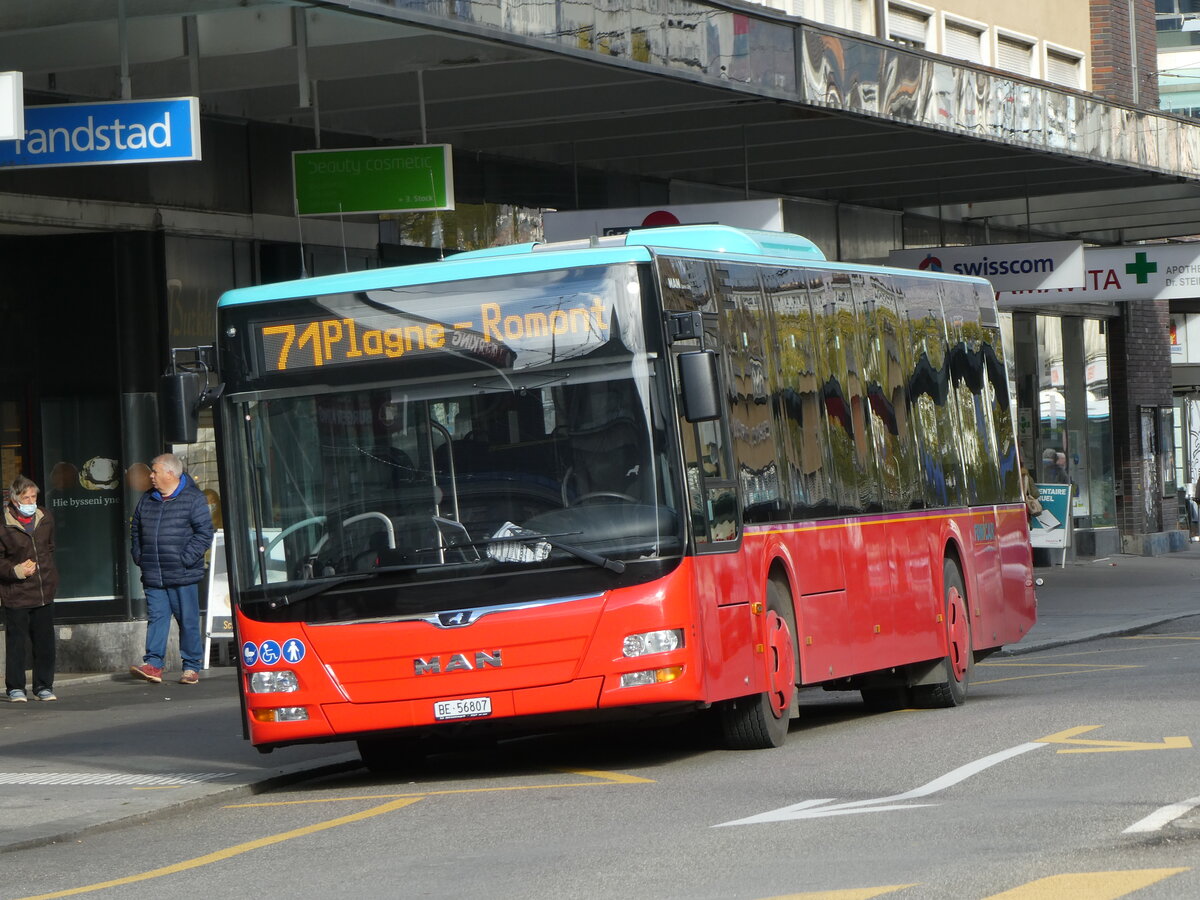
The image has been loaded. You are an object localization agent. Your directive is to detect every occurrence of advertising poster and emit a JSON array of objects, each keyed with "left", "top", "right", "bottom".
[
  {"left": 1029, "top": 483, "right": 1072, "bottom": 549},
  {"left": 42, "top": 397, "right": 124, "bottom": 601}
]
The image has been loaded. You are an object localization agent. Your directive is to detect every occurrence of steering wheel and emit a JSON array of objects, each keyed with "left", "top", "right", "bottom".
[
  {"left": 261, "top": 516, "right": 327, "bottom": 566},
  {"left": 571, "top": 491, "right": 638, "bottom": 505}
]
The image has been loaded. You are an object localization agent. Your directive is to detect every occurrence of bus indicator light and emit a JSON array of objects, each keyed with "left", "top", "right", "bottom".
[{"left": 252, "top": 707, "right": 309, "bottom": 723}]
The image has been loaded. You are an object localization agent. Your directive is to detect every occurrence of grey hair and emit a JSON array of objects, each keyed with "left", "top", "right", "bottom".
[
  {"left": 151, "top": 453, "right": 184, "bottom": 478},
  {"left": 9, "top": 475, "right": 38, "bottom": 501}
]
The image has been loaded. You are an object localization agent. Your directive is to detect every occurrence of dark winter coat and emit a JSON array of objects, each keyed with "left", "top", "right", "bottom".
[
  {"left": 0, "top": 505, "right": 60, "bottom": 609},
  {"left": 130, "top": 473, "right": 214, "bottom": 588}
]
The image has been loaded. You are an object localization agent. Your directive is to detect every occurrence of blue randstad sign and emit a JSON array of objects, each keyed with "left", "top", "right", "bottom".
[{"left": 0, "top": 97, "right": 201, "bottom": 169}]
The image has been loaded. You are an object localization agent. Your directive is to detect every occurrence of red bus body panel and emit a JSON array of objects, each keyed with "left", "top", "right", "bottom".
[{"left": 240, "top": 502, "right": 1034, "bottom": 747}]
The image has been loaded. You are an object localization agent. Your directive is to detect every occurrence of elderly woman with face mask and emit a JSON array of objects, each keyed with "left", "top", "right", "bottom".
[{"left": 0, "top": 475, "right": 60, "bottom": 702}]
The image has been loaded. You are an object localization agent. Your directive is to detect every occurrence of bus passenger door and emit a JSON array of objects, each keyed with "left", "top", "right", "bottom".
[{"left": 680, "top": 415, "right": 740, "bottom": 553}]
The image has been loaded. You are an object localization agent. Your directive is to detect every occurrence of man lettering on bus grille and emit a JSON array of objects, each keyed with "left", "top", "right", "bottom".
[{"left": 127, "top": 453, "right": 214, "bottom": 686}]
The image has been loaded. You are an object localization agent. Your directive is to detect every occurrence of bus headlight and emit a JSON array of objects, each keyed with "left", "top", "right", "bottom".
[
  {"left": 623, "top": 629, "right": 683, "bottom": 657},
  {"left": 248, "top": 670, "right": 299, "bottom": 693}
]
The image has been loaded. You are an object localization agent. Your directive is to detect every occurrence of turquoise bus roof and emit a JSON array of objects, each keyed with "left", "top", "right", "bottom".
[{"left": 217, "top": 224, "right": 988, "bottom": 308}]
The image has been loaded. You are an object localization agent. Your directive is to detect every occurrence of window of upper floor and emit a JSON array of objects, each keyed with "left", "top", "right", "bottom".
[
  {"left": 942, "top": 14, "right": 987, "bottom": 65},
  {"left": 887, "top": 1, "right": 934, "bottom": 50},
  {"left": 996, "top": 29, "right": 1038, "bottom": 78},
  {"left": 1045, "top": 43, "right": 1084, "bottom": 90}
]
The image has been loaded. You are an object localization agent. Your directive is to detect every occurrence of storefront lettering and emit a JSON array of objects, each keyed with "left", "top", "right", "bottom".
[{"left": 51, "top": 496, "right": 119, "bottom": 508}]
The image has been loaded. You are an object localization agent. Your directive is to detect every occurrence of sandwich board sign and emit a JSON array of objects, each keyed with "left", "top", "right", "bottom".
[
  {"left": 1029, "top": 483, "right": 1073, "bottom": 564},
  {"left": 203, "top": 530, "right": 233, "bottom": 669}
]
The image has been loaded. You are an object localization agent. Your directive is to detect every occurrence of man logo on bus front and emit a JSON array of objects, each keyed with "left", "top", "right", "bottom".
[{"left": 439, "top": 610, "right": 476, "bottom": 627}]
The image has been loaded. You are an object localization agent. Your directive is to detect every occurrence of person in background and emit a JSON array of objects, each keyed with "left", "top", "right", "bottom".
[
  {"left": 0, "top": 476, "right": 60, "bottom": 702},
  {"left": 1053, "top": 451, "right": 1071, "bottom": 485},
  {"left": 202, "top": 488, "right": 223, "bottom": 531},
  {"left": 1020, "top": 464, "right": 1042, "bottom": 523},
  {"left": 128, "top": 453, "right": 214, "bottom": 686}
]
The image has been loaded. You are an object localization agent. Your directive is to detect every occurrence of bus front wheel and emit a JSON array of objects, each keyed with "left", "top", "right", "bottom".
[
  {"left": 912, "top": 559, "right": 972, "bottom": 709},
  {"left": 718, "top": 580, "right": 797, "bottom": 750}
]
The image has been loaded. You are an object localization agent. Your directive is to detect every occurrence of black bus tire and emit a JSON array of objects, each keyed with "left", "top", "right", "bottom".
[
  {"left": 912, "top": 558, "right": 972, "bottom": 709},
  {"left": 719, "top": 579, "right": 797, "bottom": 749}
]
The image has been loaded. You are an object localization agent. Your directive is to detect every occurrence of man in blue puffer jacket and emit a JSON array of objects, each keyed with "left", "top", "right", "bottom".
[{"left": 128, "top": 453, "right": 214, "bottom": 685}]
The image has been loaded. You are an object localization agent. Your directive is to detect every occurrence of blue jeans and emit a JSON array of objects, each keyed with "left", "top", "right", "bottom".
[{"left": 143, "top": 584, "right": 202, "bottom": 672}]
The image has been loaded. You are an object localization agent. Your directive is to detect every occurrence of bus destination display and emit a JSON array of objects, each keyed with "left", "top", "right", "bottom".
[{"left": 259, "top": 297, "right": 612, "bottom": 373}]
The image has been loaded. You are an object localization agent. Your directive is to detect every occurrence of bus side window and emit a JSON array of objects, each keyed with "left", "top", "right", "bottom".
[
  {"left": 942, "top": 281, "right": 1002, "bottom": 505},
  {"left": 899, "top": 276, "right": 963, "bottom": 509},
  {"left": 714, "top": 263, "right": 783, "bottom": 524},
  {"left": 762, "top": 267, "right": 836, "bottom": 519},
  {"left": 857, "top": 273, "right": 921, "bottom": 512},
  {"left": 811, "top": 271, "right": 863, "bottom": 514}
]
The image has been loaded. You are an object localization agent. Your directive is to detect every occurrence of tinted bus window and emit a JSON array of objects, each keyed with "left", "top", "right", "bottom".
[
  {"left": 941, "top": 280, "right": 1001, "bottom": 505},
  {"left": 976, "top": 285, "right": 1021, "bottom": 502},
  {"left": 857, "top": 273, "right": 920, "bottom": 511},
  {"left": 762, "top": 267, "right": 836, "bottom": 518},
  {"left": 714, "top": 263, "right": 782, "bottom": 524},
  {"left": 810, "top": 271, "right": 861, "bottom": 513},
  {"left": 898, "top": 275, "right": 962, "bottom": 508}
]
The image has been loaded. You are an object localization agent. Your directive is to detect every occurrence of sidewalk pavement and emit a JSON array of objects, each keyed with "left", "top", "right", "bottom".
[
  {"left": 1003, "top": 543, "right": 1200, "bottom": 654},
  {"left": 4, "top": 547, "right": 1200, "bottom": 853}
]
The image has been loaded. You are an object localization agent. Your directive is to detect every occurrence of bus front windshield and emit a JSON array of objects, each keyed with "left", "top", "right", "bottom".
[{"left": 225, "top": 265, "right": 684, "bottom": 615}]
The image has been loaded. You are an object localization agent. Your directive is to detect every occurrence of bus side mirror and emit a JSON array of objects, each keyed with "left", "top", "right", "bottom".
[
  {"left": 678, "top": 350, "right": 721, "bottom": 423},
  {"left": 161, "top": 371, "right": 201, "bottom": 443}
]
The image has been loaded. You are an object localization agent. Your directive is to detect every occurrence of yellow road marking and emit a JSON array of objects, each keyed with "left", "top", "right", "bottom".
[
  {"left": 556, "top": 767, "right": 655, "bottom": 784},
  {"left": 983, "top": 868, "right": 1189, "bottom": 899},
  {"left": 13, "top": 797, "right": 420, "bottom": 900},
  {"left": 1035, "top": 725, "right": 1192, "bottom": 754},
  {"left": 1024, "top": 640, "right": 1200, "bottom": 660},
  {"left": 974, "top": 662, "right": 1139, "bottom": 685},
  {"left": 227, "top": 767, "right": 653, "bottom": 809},
  {"left": 761, "top": 887, "right": 918, "bottom": 900},
  {"left": 1122, "top": 634, "right": 1200, "bottom": 640}
]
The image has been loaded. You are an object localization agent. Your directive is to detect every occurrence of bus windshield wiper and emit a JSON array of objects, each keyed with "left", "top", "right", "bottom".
[
  {"left": 241, "top": 572, "right": 378, "bottom": 609},
  {"left": 241, "top": 563, "right": 432, "bottom": 609},
  {"left": 538, "top": 534, "right": 625, "bottom": 574}
]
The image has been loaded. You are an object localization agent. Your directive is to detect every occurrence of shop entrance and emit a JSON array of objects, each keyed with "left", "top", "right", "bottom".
[{"left": 0, "top": 231, "right": 165, "bottom": 619}]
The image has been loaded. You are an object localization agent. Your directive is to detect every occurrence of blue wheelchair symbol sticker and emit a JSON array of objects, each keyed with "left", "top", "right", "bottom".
[
  {"left": 282, "top": 638, "right": 306, "bottom": 664},
  {"left": 241, "top": 641, "right": 259, "bottom": 667},
  {"left": 258, "top": 640, "right": 282, "bottom": 666}
]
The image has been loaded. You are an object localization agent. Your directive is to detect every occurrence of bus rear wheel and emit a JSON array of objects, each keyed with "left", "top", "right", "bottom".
[
  {"left": 912, "top": 559, "right": 972, "bottom": 709},
  {"left": 719, "top": 580, "right": 797, "bottom": 750}
]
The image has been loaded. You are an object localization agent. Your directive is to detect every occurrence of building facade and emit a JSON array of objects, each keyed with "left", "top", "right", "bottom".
[{"left": 0, "top": 0, "right": 1191, "bottom": 671}]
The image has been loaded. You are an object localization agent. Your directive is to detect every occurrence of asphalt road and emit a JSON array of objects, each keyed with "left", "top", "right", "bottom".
[{"left": 5, "top": 617, "right": 1200, "bottom": 900}]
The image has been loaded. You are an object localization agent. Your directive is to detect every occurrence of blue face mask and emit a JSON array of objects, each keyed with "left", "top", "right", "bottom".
[{"left": 15, "top": 502, "right": 35, "bottom": 517}]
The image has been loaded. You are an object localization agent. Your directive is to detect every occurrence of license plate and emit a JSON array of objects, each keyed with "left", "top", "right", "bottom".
[{"left": 433, "top": 696, "right": 492, "bottom": 720}]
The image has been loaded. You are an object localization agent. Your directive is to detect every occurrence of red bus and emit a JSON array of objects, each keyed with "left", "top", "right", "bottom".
[{"left": 208, "top": 225, "right": 1035, "bottom": 768}]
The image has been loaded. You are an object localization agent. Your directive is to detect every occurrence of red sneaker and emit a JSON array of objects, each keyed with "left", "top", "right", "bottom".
[
  {"left": 179, "top": 670, "right": 199, "bottom": 685},
  {"left": 130, "top": 663, "right": 163, "bottom": 683}
]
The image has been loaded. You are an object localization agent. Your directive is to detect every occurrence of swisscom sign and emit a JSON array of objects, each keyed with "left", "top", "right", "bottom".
[
  {"left": 0, "top": 97, "right": 201, "bottom": 169},
  {"left": 888, "top": 240, "right": 1084, "bottom": 292}
]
